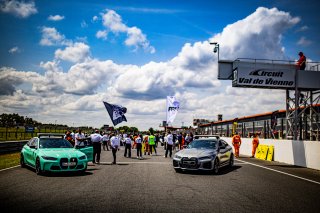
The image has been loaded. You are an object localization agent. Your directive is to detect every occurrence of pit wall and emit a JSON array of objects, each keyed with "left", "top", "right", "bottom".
[{"left": 221, "top": 137, "right": 320, "bottom": 170}]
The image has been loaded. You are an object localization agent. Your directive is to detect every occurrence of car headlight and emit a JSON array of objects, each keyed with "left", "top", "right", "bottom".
[
  {"left": 79, "top": 155, "right": 87, "bottom": 160},
  {"left": 198, "top": 156, "right": 213, "bottom": 161},
  {"left": 42, "top": 156, "right": 58, "bottom": 161},
  {"left": 174, "top": 154, "right": 182, "bottom": 159}
]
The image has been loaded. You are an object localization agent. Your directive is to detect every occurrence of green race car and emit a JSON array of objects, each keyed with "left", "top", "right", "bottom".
[{"left": 20, "top": 133, "right": 93, "bottom": 175}]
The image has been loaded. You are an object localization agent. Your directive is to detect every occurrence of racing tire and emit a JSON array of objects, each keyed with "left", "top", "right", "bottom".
[
  {"left": 35, "top": 158, "right": 43, "bottom": 175},
  {"left": 212, "top": 159, "right": 219, "bottom": 175},
  {"left": 229, "top": 154, "right": 234, "bottom": 168},
  {"left": 20, "top": 154, "right": 25, "bottom": 168}
]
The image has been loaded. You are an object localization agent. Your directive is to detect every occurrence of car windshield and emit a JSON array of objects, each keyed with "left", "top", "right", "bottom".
[
  {"left": 39, "top": 138, "right": 73, "bottom": 148},
  {"left": 187, "top": 139, "right": 217, "bottom": 150}
]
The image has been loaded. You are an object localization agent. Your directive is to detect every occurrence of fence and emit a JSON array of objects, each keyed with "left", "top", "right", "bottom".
[{"left": 0, "top": 128, "right": 66, "bottom": 141}]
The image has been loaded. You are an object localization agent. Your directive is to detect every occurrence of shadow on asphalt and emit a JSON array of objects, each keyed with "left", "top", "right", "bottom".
[
  {"left": 176, "top": 165, "right": 242, "bottom": 176},
  {"left": 267, "top": 164, "right": 306, "bottom": 169}
]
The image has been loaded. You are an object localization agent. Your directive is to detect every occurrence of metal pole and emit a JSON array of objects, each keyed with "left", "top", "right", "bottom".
[
  {"left": 310, "top": 92, "right": 313, "bottom": 140},
  {"left": 294, "top": 68, "right": 299, "bottom": 140},
  {"left": 286, "top": 89, "right": 290, "bottom": 139}
]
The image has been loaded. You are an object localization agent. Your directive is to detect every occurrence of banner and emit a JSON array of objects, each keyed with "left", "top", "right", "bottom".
[
  {"left": 103, "top": 101, "right": 127, "bottom": 126},
  {"left": 166, "top": 96, "right": 180, "bottom": 124}
]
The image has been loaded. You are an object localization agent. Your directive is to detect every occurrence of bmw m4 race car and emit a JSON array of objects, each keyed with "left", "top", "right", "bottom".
[
  {"left": 20, "top": 133, "right": 93, "bottom": 175},
  {"left": 173, "top": 135, "right": 234, "bottom": 174}
]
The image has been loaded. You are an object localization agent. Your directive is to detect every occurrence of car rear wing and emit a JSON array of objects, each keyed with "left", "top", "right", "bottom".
[
  {"left": 37, "top": 133, "right": 65, "bottom": 138},
  {"left": 194, "top": 135, "right": 220, "bottom": 139}
]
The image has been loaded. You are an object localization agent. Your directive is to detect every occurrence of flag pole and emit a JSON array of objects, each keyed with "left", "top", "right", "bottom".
[{"left": 165, "top": 96, "right": 168, "bottom": 134}]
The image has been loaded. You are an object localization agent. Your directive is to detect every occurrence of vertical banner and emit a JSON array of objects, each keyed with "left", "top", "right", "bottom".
[{"left": 166, "top": 96, "right": 180, "bottom": 124}]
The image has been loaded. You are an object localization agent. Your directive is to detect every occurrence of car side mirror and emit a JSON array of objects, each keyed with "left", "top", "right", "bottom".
[{"left": 29, "top": 145, "right": 36, "bottom": 149}]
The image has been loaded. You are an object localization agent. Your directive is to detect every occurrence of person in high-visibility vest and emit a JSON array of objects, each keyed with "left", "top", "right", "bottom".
[
  {"left": 232, "top": 132, "right": 241, "bottom": 158},
  {"left": 251, "top": 133, "right": 259, "bottom": 158},
  {"left": 148, "top": 133, "right": 157, "bottom": 155}
]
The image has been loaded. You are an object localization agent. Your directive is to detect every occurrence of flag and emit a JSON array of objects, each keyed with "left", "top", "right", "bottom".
[
  {"left": 166, "top": 96, "right": 180, "bottom": 124},
  {"left": 103, "top": 101, "right": 127, "bottom": 126}
]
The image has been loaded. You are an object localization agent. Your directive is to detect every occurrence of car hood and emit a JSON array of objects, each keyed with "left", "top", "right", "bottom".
[
  {"left": 39, "top": 148, "right": 84, "bottom": 158},
  {"left": 176, "top": 148, "right": 216, "bottom": 158}
]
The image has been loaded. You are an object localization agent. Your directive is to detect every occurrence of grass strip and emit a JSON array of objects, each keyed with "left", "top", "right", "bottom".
[{"left": 0, "top": 152, "right": 20, "bottom": 170}]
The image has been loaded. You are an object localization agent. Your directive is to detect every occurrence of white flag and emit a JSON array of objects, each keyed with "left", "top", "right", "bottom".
[{"left": 166, "top": 96, "right": 180, "bottom": 124}]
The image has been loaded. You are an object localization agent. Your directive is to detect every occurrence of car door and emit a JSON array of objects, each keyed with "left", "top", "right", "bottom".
[
  {"left": 29, "top": 138, "right": 39, "bottom": 167},
  {"left": 218, "top": 140, "right": 229, "bottom": 164},
  {"left": 24, "top": 138, "right": 34, "bottom": 165},
  {"left": 78, "top": 145, "right": 93, "bottom": 162}
]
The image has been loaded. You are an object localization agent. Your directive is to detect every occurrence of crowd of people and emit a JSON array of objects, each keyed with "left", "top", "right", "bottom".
[
  {"left": 63, "top": 129, "right": 195, "bottom": 164},
  {"left": 65, "top": 128, "right": 263, "bottom": 162}
]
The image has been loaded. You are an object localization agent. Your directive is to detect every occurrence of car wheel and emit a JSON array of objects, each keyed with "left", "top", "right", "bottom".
[
  {"left": 35, "top": 158, "right": 42, "bottom": 175},
  {"left": 229, "top": 154, "right": 234, "bottom": 167},
  {"left": 20, "top": 154, "right": 25, "bottom": 168},
  {"left": 212, "top": 159, "right": 219, "bottom": 175}
]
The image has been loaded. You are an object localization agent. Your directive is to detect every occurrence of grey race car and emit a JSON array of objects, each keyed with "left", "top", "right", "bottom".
[{"left": 173, "top": 135, "right": 234, "bottom": 174}]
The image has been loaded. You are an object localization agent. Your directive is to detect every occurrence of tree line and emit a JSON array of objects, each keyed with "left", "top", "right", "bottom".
[{"left": 0, "top": 113, "right": 142, "bottom": 132}]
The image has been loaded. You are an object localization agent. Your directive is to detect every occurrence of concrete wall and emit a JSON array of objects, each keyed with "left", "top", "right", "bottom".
[{"left": 221, "top": 137, "right": 320, "bottom": 170}]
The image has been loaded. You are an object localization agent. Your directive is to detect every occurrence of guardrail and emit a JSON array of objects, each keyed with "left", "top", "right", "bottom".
[{"left": 0, "top": 140, "right": 28, "bottom": 154}]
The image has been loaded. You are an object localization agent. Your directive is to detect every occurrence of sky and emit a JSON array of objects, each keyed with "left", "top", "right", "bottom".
[{"left": 0, "top": 0, "right": 319, "bottom": 130}]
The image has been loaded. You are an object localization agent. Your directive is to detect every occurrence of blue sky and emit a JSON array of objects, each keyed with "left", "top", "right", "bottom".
[{"left": 0, "top": 0, "right": 319, "bottom": 130}]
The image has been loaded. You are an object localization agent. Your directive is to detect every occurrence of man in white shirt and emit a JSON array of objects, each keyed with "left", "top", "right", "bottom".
[
  {"left": 110, "top": 133, "right": 120, "bottom": 164},
  {"left": 135, "top": 134, "right": 143, "bottom": 159},
  {"left": 74, "top": 129, "right": 86, "bottom": 147},
  {"left": 124, "top": 134, "right": 132, "bottom": 158},
  {"left": 102, "top": 132, "right": 110, "bottom": 151},
  {"left": 165, "top": 131, "right": 174, "bottom": 158},
  {"left": 91, "top": 130, "right": 103, "bottom": 164}
]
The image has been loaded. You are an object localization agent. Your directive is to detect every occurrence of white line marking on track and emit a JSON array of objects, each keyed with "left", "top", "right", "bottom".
[
  {"left": 98, "top": 161, "right": 171, "bottom": 165},
  {"left": 236, "top": 159, "right": 320, "bottom": 185},
  {"left": 0, "top": 165, "right": 19, "bottom": 172}
]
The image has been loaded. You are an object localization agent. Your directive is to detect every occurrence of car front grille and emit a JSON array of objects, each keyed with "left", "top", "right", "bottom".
[
  {"left": 59, "top": 157, "right": 78, "bottom": 170},
  {"left": 69, "top": 157, "right": 78, "bottom": 169},
  {"left": 181, "top": 157, "right": 198, "bottom": 169},
  {"left": 60, "top": 158, "right": 68, "bottom": 169}
]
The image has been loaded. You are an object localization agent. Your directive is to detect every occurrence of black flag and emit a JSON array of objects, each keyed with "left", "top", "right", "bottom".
[{"left": 103, "top": 101, "right": 127, "bottom": 126}]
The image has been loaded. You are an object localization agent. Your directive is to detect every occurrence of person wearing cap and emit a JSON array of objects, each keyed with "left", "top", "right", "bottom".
[
  {"left": 296, "top": 52, "right": 306, "bottom": 70},
  {"left": 91, "top": 130, "right": 103, "bottom": 164}
]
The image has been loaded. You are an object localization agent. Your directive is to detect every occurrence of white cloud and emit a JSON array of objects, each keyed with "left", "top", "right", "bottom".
[
  {"left": 54, "top": 42, "right": 90, "bottom": 63},
  {"left": 81, "top": 20, "right": 88, "bottom": 28},
  {"left": 100, "top": 9, "right": 155, "bottom": 53},
  {"left": 8, "top": 46, "right": 21, "bottom": 54},
  {"left": 92, "top": 15, "right": 98, "bottom": 22},
  {"left": 296, "top": 25, "right": 308, "bottom": 32},
  {"left": 297, "top": 36, "right": 312, "bottom": 46},
  {"left": 48, "top": 15, "right": 65, "bottom": 21},
  {"left": 96, "top": 30, "right": 108, "bottom": 40},
  {"left": 0, "top": 0, "right": 37, "bottom": 18},
  {"left": 1, "top": 7, "right": 301, "bottom": 130},
  {"left": 213, "top": 7, "right": 300, "bottom": 60},
  {"left": 39, "top": 27, "right": 70, "bottom": 46}
]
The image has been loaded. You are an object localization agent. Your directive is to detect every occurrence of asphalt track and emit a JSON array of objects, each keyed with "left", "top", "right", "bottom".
[{"left": 1, "top": 146, "right": 320, "bottom": 213}]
